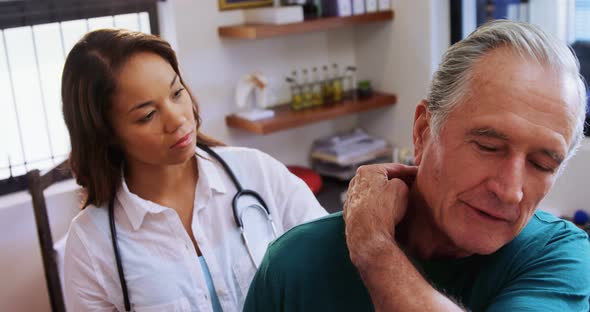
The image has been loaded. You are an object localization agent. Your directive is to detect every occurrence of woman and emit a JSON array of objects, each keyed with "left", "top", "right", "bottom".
[{"left": 62, "top": 29, "right": 326, "bottom": 311}]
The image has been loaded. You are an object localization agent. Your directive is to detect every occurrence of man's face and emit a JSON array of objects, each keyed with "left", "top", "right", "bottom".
[{"left": 414, "top": 47, "right": 579, "bottom": 255}]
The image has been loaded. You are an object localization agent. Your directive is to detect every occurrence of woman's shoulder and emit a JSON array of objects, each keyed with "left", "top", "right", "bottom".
[
  {"left": 206, "top": 145, "right": 283, "bottom": 168},
  {"left": 67, "top": 204, "right": 109, "bottom": 240},
  {"left": 71, "top": 203, "right": 107, "bottom": 223},
  {"left": 199, "top": 145, "right": 293, "bottom": 191},
  {"left": 209, "top": 145, "right": 269, "bottom": 158},
  {"left": 64, "top": 204, "right": 111, "bottom": 262}
]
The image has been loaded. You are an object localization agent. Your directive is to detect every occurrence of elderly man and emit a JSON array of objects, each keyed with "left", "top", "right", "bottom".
[{"left": 244, "top": 20, "right": 590, "bottom": 311}]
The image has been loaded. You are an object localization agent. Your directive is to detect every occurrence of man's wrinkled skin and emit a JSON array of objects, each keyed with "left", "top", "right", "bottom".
[{"left": 343, "top": 164, "right": 416, "bottom": 265}]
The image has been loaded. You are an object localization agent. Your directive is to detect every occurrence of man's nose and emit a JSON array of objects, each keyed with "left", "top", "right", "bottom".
[{"left": 487, "top": 156, "right": 525, "bottom": 206}]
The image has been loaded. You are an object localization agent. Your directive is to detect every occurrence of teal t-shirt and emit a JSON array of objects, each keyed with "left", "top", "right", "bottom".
[{"left": 244, "top": 211, "right": 590, "bottom": 311}]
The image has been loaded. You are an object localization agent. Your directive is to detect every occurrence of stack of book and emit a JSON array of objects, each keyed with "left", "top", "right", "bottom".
[{"left": 311, "top": 128, "right": 392, "bottom": 180}]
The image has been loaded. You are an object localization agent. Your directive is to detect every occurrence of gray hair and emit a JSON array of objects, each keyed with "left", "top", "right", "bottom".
[{"left": 426, "top": 19, "right": 587, "bottom": 160}]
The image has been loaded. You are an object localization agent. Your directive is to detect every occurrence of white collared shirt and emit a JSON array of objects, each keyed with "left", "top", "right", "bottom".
[{"left": 64, "top": 146, "right": 327, "bottom": 311}]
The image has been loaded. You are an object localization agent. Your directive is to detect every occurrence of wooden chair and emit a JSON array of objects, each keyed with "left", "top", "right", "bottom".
[{"left": 26, "top": 160, "right": 71, "bottom": 312}]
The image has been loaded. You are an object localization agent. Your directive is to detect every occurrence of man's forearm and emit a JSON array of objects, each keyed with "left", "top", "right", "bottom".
[{"left": 352, "top": 236, "right": 465, "bottom": 312}]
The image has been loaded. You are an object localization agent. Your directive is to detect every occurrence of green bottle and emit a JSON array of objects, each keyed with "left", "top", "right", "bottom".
[
  {"left": 332, "top": 63, "right": 343, "bottom": 103},
  {"left": 288, "top": 71, "right": 303, "bottom": 111},
  {"left": 311, "top": 67, "right": 323, "bottom": 107},
  {"left": 301, "top": 69, "right": 313, "bottom": 108},
  {"left": 322, "top": 65, "right": 333, "bottom": 105}
]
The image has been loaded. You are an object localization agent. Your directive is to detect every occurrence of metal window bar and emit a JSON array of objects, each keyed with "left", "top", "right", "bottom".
[
  {"left": 1, "top": 3, "right": 159, "bottom": 196},
  {"left": 0, "top": 1, "right": 161, "bottom": 33},
  {"left": 58, "top": 22, "right": 67, "bottom": 60},
  {"left": 31, "top": 26, "right": 57, "bottom": 165},
  {"left": 1, "top": 29, "right": 29, "bottom": 172}
]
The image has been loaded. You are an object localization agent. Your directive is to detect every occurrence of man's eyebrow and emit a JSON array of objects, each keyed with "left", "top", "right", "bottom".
[
  {"left": 541, "top": 149, "right": 564, "bottom": 164},
  {"left": 467, "top": 127, "right": 509, "bottom": 140},
  {"left": 468, "top": 128, "right": 565, "bottom": 164}
]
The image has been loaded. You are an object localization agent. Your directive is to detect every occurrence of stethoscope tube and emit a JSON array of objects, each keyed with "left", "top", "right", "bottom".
[
  {"left": 200, "top": 144, "right": 278, "bottom": 268},
  {"left": 109, "top": 143, "right": 276, "bottom": 311},
  {"left": 199, "top": 144, "right": 273, "bottom": 228},
  {"left": 238, "top": 201, "right": 278, "bottom": 268},
  {"left": 108, "top": 197, "right": 131, "bottom": 312}
]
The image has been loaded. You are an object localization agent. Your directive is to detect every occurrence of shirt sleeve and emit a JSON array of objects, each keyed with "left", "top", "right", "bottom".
[
  {"left": 486, "top": 230, "right": 590, "bottom": 312},
  {"left": 64, "top": 223, "right": 114, "bottom": 311},
  {"left": 256, "top": 151, "right": 328, "bottom": 231}
]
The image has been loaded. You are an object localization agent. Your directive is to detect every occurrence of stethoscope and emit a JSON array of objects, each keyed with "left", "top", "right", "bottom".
[{"left": 108, "top": 143, "right": 278, "bottom": 311}]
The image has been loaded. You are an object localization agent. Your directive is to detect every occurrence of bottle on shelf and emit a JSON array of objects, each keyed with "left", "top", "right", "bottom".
[
  {"left": 331, "top": 63, "right": 343, "bottom": 103},
  {"left": 287, "top": 70, "right": 304, "bottom": 111},
  {"left": 343, "top": 65, "right": 357, "bottom": 101},
  {"left": 322, "top": 65, "right": 334, "bottom": 105},
  {"left": 301, "top": 68, "right": 314, "bottom": 108},
  {"left": 311, "top": 67, "right": 324, "bottom": 107}
]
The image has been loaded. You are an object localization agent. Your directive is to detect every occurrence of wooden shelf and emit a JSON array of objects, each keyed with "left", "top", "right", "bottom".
[
  {"left": 218, "top": 11, "right": 394, "bottom": 39},
  {"left": 226, "top": 91, "right": 397, "bottom": 135}
]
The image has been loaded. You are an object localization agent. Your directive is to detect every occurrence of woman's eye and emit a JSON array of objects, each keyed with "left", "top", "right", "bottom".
[
  {"left": 140, "top": 111, "right": 155, "bottom": 123},
  {"left": 174, "top": 88, "right": 185, "bottom": 98}
]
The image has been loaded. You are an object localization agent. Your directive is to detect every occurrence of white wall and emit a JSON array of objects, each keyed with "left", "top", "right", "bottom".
[
  {"left": 539, "top": 138, "right": 590, "bottom": 218},
  {"left": 355, "top": 0, "right": 449, "bottom": 150},
  {"left": 529, "top": 0, "right": 563, "bottom": 39},
  {"left": 529, "top": 0, "right": 578, "bottom": 43}
]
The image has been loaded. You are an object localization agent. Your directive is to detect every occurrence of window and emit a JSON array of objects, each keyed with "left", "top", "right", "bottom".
[
  {"left": 576, "top": 0, "right": 590, "bottom": 41},
  {"left": 0, "top": 0, "right": 161, "bottom": 195}
]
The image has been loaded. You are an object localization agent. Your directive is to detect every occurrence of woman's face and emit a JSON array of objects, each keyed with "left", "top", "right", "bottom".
[{"left": 110, "top": 52, "right": 197, "bottom": 169}]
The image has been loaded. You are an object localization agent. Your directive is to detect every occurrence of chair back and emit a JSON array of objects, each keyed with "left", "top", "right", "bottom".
[{"left": 26, "top": 161, "right": 70, "bottom": 312}]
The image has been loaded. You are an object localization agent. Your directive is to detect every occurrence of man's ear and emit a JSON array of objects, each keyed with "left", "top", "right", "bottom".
[{"left": 413, "top": 100, "right": 431, "bottom": 166}]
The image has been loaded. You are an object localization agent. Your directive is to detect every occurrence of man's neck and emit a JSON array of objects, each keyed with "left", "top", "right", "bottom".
[
  {"left": 396, "top": 184, "right": 473, "bottom": 260},
  {"left": 124, "top": 156, "right": 198, "bottom": 203}
]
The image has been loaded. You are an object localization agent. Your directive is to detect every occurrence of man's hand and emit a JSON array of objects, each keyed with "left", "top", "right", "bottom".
[
  {"left": 342, "top": 164, "right": 464, "bottom": 311},
  {"left": 343, "top": 163, "right": 417, "bottom": 267}
]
